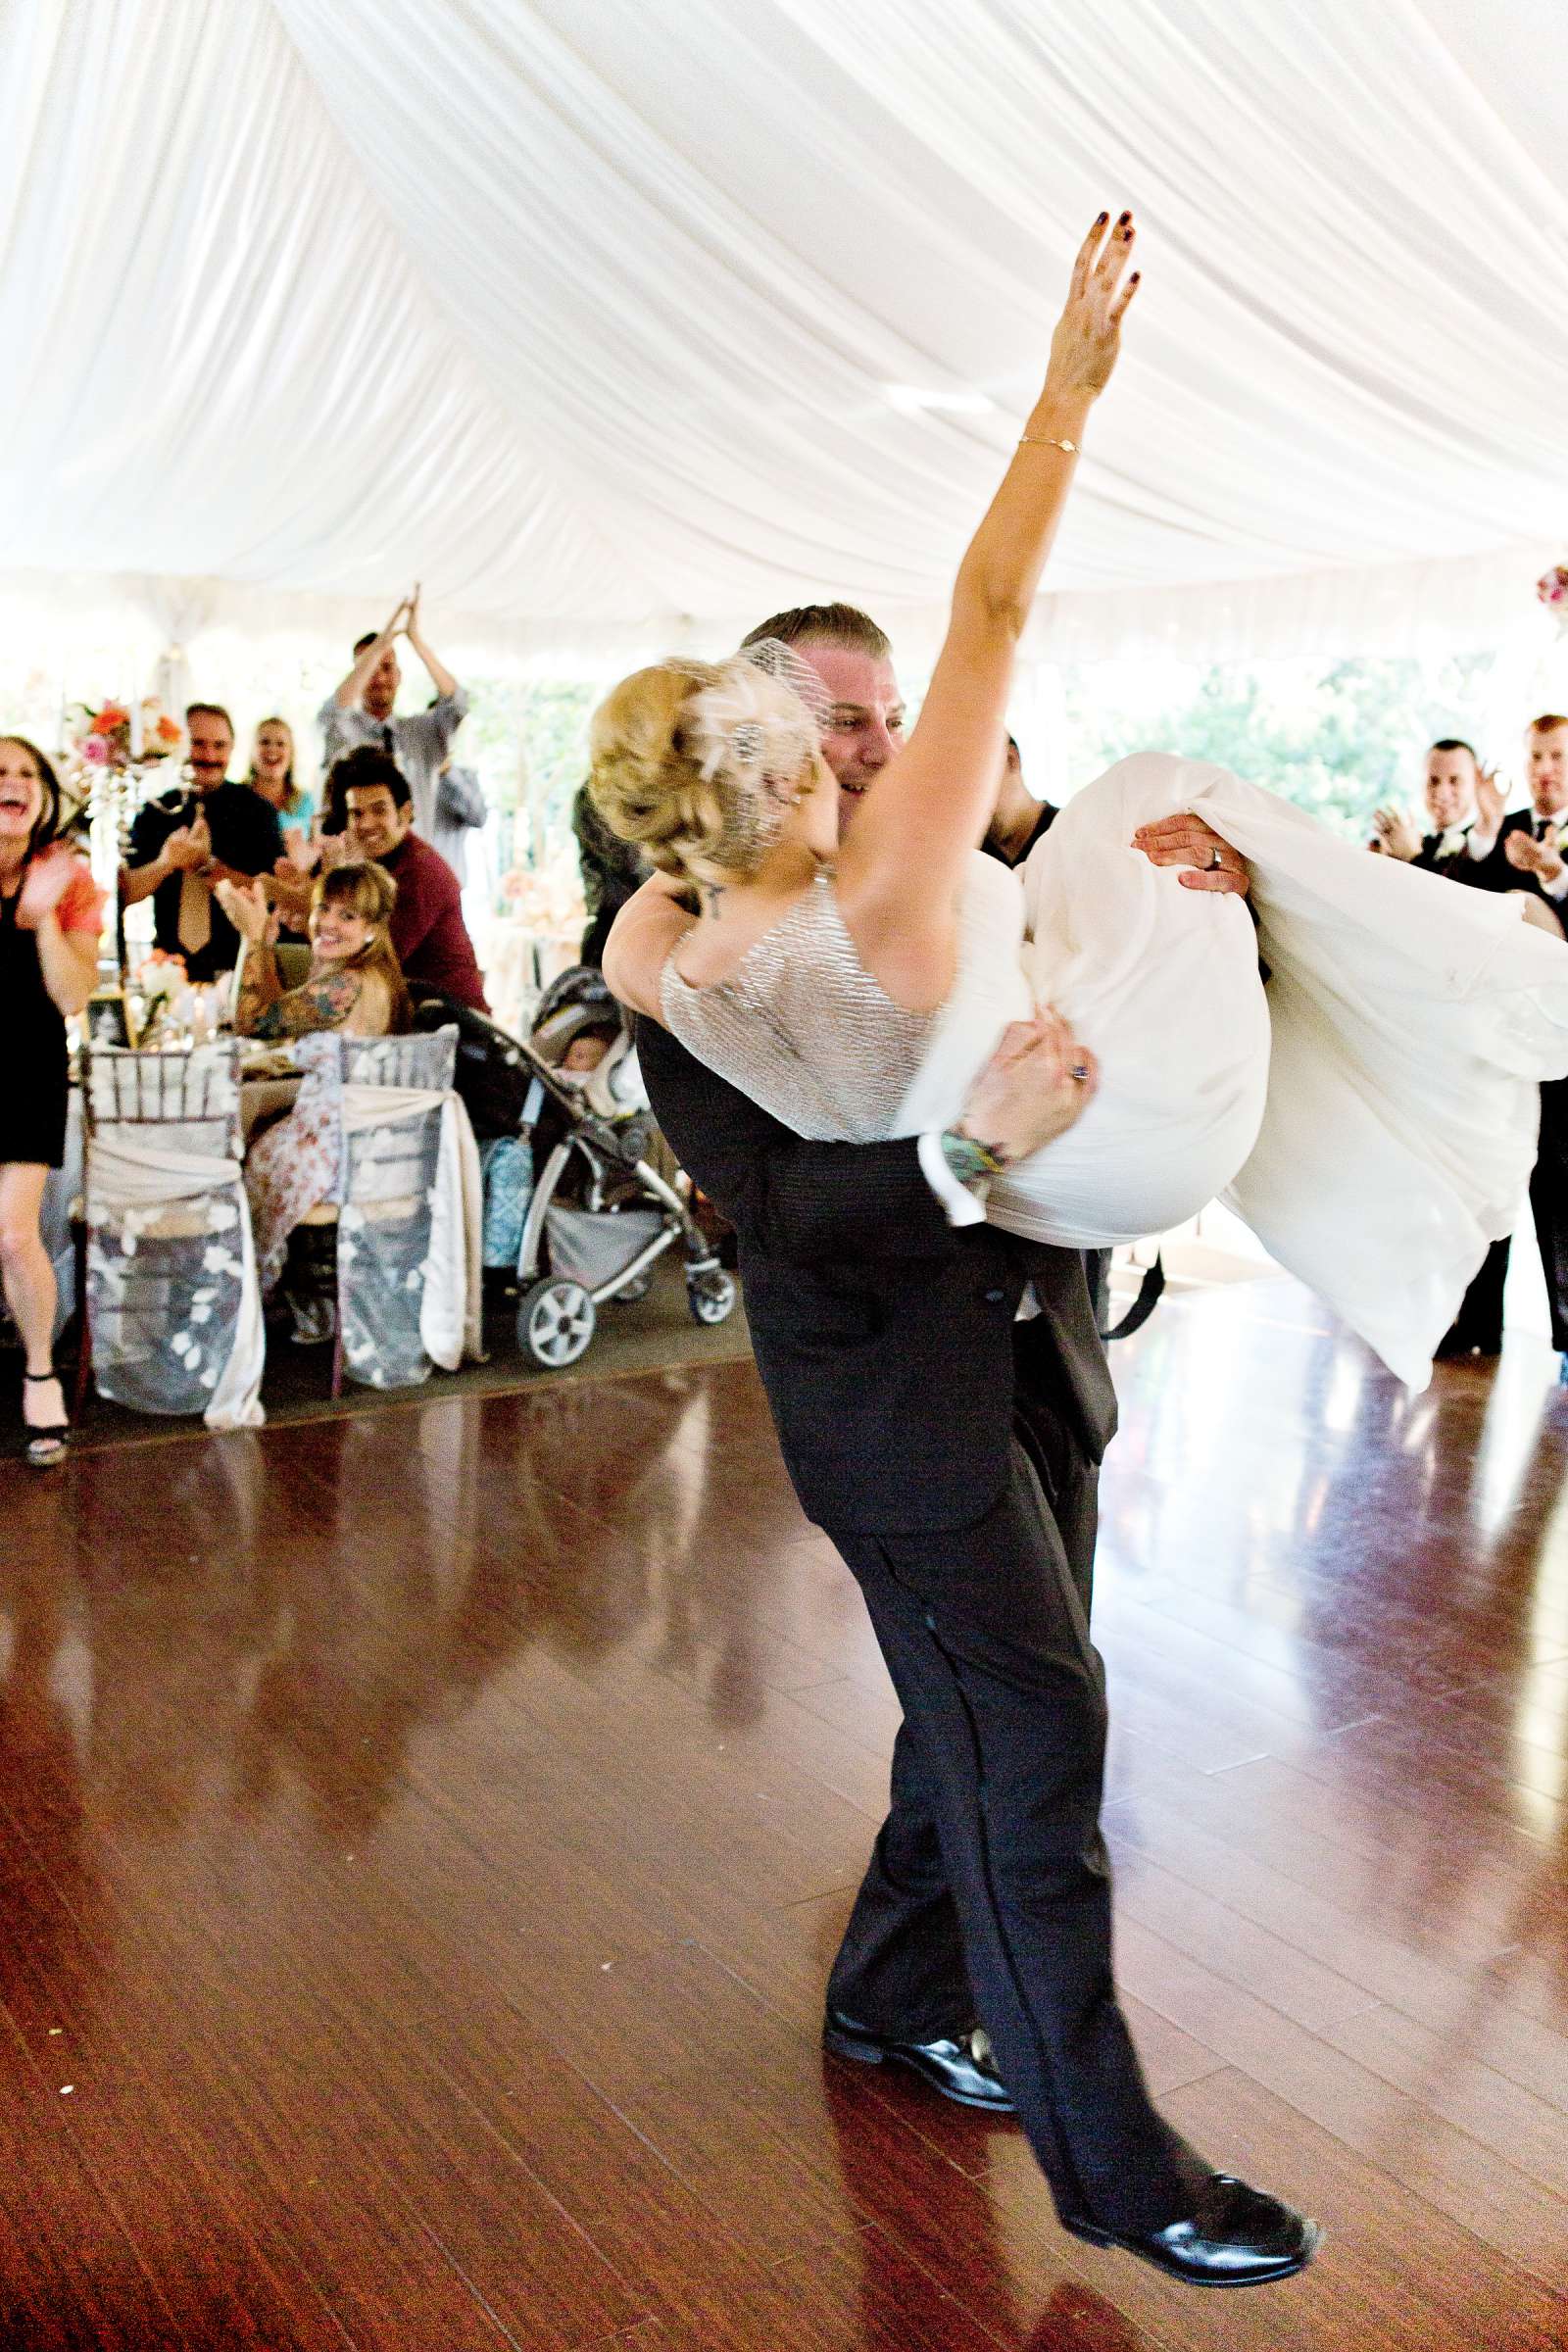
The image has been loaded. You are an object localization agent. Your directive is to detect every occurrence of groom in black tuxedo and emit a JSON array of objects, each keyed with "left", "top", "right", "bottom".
[{"left": 617, "top": 603, "right": 1319, "bottom": 2287}]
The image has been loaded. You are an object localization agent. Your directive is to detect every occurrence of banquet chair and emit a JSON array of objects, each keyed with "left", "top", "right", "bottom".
[
  {"left": 295, "top": 1027, "right": 461, "bottom": 1396},
  {"left": 78, "top": 1042, "right": 249, "bottom": 1418}
]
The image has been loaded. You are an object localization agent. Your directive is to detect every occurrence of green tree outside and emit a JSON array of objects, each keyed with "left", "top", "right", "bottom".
[{"left": 1060, "top": 652, "right": 1504, "bottom": 835}]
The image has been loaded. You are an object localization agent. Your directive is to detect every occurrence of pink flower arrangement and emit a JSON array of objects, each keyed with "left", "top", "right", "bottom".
[
  {"left": 63, "top": 695, "right": 183, "bottom": 778},
  {"left": 1538, "top": 564, "right": 1568, "bottom": 612}
]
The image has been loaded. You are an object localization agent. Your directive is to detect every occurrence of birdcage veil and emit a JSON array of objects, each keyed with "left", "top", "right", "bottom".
[{"left": 673, "top": 640, "right": 829, "bottom": 869}]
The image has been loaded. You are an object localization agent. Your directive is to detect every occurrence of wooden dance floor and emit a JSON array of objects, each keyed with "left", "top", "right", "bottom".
[{"left": 4, "top": 1272, "right": 1568, "bottom": 2350}]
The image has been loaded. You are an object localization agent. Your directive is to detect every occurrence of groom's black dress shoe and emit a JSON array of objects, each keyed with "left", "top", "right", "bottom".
[
  {"left": 822, "top": 2010, "right": 1014, "bottom": 2113},
  {"left": 1064, "top": 2173, "right": 1322, "bottom": 2288}
]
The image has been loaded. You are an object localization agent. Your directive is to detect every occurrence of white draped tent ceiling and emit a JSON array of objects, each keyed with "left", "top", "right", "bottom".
[{"left": 6, "top": 0, "right": 1568, "bottom": 667}]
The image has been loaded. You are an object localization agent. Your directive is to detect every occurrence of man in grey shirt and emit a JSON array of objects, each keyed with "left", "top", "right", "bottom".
[{"left": 318, "top": 588, "right": 484, "bottom": 878}]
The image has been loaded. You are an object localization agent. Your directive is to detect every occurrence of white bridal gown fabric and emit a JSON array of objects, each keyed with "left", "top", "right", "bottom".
[{"left": 896, "top": 754, "right": 1568, "bottom": 1388}]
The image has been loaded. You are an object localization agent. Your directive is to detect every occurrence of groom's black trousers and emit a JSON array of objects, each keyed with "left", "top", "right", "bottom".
[
  {"left": 823, "top": 1396, "right": 1199, "bottom": 2235},
  {"left": 632, "top": 1015, "right": 1203, "bottom": 2234}
]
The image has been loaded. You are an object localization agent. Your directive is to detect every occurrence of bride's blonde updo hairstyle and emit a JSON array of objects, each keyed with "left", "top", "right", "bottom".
[{"left": 589, "top": 643, "right": 828, "bottom": 882}]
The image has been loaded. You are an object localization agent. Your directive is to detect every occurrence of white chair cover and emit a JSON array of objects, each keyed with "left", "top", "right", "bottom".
[
  {"left": 339, "top": 1081, "right": 484, "bottom": 1377},
  {"left": 85, "top": 1127, "right": 266, "bottom": 1430}
]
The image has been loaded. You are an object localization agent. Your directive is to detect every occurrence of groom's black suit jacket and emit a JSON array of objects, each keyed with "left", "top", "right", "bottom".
[{"left": 637, "top": 1017, "right": 1115, "bottom": 1537}]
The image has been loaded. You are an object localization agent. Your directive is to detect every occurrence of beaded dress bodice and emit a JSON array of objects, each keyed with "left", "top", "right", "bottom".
[{"left": 660, "top": 870, "right": 936, "bottom": 1143}]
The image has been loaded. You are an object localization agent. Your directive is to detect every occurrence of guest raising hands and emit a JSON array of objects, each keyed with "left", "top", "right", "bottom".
[
  {"left": 217, "top": 862, "right": 411, "bottom": 1042},
  {"left": 0, "top": 737, "right": 103, "bottom": 1464}
]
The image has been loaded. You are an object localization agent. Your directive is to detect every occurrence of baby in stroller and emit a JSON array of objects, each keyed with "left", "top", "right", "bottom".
[
  {"left": 418, "top": 967, "right": 734, "bottom": 1368},
  {"left": 530, "top": 970, "right": 644, "bottom": 1118}
]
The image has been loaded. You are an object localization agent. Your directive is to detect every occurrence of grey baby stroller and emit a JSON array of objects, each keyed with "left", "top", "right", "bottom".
[{"left": 420, "top": 969, "right": 736, "bottom": 1370}]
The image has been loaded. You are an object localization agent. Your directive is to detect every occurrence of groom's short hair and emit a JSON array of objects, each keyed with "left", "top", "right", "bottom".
[
  {"left": 741, "top": 603, "right": 891, "bottom": 661},
  {"left": 1429, "top": 737, "right": 1477, "bottom": 761}
]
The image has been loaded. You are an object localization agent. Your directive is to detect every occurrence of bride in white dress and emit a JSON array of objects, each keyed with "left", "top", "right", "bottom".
[{"left": 596, "top": 217, "right": 1568, "bottom": 1388}]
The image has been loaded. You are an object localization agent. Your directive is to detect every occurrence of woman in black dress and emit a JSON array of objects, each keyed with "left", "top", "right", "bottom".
[{"left": 0, "top": 738, "right": 101, "bottom": 1463}]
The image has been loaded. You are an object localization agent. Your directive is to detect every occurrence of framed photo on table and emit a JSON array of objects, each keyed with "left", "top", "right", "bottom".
[{"left": 84, "top": 986, "right": 139, "bottom": 1051}]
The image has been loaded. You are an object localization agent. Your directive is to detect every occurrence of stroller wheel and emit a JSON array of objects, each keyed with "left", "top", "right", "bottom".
[
  {"left": 610, "top": 1264, "right": 657, "bottom": 1303},
  {"left": 686, "top": 1267, "right": 737, "bottom": 1327},
  {"left": 518, "top": 1276, "right": 597, "bottom": 1368}
]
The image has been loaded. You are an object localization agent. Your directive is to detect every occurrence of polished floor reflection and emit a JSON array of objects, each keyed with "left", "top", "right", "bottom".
[{"left": 4, "top": 1273, "right": 1568, "bottom": 2348}]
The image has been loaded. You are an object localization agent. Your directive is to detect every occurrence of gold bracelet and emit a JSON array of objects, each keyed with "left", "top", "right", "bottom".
[{"left": 1017, "top": 433, "right": 1079, "bottom": 455}]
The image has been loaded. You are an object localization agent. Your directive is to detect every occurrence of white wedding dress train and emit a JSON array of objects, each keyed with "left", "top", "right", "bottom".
[{"left": 897, "top": 755, "right": 1568, "bottom": 1388}]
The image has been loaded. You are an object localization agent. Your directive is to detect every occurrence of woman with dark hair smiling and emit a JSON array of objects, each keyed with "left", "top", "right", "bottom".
[{"left": 0, "top": 735, "right": 103, "bottom": 1463}]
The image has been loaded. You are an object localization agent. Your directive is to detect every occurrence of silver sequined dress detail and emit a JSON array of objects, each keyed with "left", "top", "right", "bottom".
[{"left": 661, "top": 871, "right": 936, "bottom": 1142}]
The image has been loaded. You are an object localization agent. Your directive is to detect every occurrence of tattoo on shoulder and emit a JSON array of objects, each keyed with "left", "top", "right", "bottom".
[
  {"left": 701, "top": 880, "right": 725, "bottom": 916},
  {"left": 274, "top": 970, "right": 363, "bottom": 1037}
]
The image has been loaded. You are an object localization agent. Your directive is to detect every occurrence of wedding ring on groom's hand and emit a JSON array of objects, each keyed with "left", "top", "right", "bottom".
[{"left": 1208, "top": 846, "right": 1225, "bottom": 870}]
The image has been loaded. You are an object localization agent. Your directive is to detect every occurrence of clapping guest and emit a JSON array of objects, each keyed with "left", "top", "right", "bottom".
[
  {"left": 1434, "top": 714, "right": 1568, "bottom": 1368},
  {"left": 318, "top": 587, "right": 477, "bottom": 867},
  {"left": 1370, "top": 740, "right": 1496, "bottom": 879},
  {"left": 123, "top": 703, "right": 284, "bottom": 981},
  {"left": 0, "top": 737, "right": 102, "bottom": 1465},
  {"left": 324, "top": 747, "right": 489, "bottom": 1012},
  {"left": 246, "top": 717, "right": 318, "bottom": 854},
  {"left": 1487, "top": 713, "right": 1568, "bottom": 914},
  {"left": 218, "top": 863, "right": 411, "bottom": 1042},
  {"left": 220, "top": 863, "right": 412, "bottom": 1331},
  {"left": 1376, "top": 742, "right": 1510, "bottom": 1356}
]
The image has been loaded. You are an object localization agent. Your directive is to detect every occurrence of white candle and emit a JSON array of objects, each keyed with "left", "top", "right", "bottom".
[{"left": 128, "top": 672, "right": 143, "bottom": 760}]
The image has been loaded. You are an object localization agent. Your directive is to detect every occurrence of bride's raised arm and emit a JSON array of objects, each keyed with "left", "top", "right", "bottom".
[{"left": 838, "top": 213, "right": 1139, "bottom": 1008}]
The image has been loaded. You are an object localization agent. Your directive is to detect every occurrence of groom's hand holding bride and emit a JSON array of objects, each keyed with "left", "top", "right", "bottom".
[
  {"left": 956, "top": 1007, "right": 1099, "bottom": 1166},
  {"left": 1131, "top": 812, "right": 1250, "bottom": 894}
]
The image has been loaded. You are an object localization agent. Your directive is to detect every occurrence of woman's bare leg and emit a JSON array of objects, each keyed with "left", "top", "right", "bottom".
[{"left": 0, "top": 1163, "right": 66, "bottom": 1430}]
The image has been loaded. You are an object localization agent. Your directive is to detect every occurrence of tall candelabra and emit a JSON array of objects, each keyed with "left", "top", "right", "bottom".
[{"left": 84, "top": 758, "right": 149, "bottom": 984}]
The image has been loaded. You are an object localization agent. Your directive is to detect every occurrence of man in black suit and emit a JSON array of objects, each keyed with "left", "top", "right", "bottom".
[
  {"left": 982, "top": 733, "right": 1058, "bottom": 865},
  {"left": 1372, "top": 738, "right": 1513, "bottom": 1351},
  {"left": 1370, "top": 736, "right": 1495, "bottom": 880},
  {"left": 122, "top": 703, "right": 285, "bottom": 982},
  {"left": 618, "top": 603, "right": 1318, "bottom": 2288},
  {"left": 1437, "top": 714, "right": 1568, "bottom": 1366}
]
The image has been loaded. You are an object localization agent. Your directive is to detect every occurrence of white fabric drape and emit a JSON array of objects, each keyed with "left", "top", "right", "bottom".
[
  {"left": 5, "top": 0, "right": 1567, "bottom": 662},
  {"left": 85, "top": 1130, "right": 267, "bottom": 1430},
  {"left": 340, "top": 1086, "right": 484, "bottom": 1369}
]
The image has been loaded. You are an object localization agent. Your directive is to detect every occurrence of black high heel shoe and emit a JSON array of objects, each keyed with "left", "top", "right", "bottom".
[{"left": 21, "top": 1368, "right": 70, "bottom": 1468}]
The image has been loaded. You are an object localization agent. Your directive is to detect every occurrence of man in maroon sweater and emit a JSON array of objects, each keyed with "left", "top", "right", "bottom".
[{"left": 328, "top": 745, "right": 489, "bottom": 1011}]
